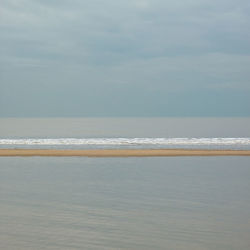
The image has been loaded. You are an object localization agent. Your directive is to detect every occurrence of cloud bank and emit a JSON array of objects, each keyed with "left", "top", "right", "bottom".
[{"left": 1, "top": 0, "right": 250, "bottom": 116}]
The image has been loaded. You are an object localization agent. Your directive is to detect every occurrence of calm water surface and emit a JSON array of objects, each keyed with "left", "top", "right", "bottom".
[
  {"left": 0, "top": 118, "right": 250, "bottom": 249},
  {"left": 1, "top": 117, "right": 250, "bottom": 138},
  {"left": 0, "top": 157, "right": 250, "bottom": 249}
]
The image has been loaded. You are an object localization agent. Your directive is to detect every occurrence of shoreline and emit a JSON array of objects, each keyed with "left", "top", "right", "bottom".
[{"left": 0, "top": 149, "right": 250, "bottom": 157}]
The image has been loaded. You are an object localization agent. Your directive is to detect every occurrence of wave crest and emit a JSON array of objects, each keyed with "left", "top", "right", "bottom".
[{"left": 1, "top": 138, "right": 250, "bottom": 146}]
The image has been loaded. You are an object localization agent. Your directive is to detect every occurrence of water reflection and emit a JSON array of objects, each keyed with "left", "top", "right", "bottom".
[{"left": 0, "top": 157, "right": 250, "bottom": 249}]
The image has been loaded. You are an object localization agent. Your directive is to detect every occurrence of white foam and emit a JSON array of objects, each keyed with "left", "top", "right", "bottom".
[{"left": 0, "top": 138, "right": 250, "bottom": 146}]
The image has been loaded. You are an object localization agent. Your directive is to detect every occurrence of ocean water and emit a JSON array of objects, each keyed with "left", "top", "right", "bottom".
[
  {"left": 0, "top": 118, "right": 250, "bottom": 249},
  {"left": 0, "top": 117, "right": 250, "bottom": 150},
  {"left": 1, "top": 157, "right": 250, "bottom": 250}
]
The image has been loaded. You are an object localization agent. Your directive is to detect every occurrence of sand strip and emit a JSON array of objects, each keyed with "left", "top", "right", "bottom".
[{"left": 0, "top": 149, "right": 250, "bottom": 157}]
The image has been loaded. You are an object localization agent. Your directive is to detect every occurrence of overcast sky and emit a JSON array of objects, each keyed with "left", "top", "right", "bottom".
[{"left": 0, "top": 0, "right": 250, "bottom": 117}]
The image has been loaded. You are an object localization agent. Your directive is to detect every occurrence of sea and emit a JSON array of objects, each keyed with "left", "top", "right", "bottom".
[{"left": 0, "top": 118, "right": 250, "bottom": 249}]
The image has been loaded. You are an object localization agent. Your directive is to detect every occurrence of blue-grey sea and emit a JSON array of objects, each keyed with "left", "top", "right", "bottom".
[{"left": 0, "top": 118, "right": 250, "bottom": 249}]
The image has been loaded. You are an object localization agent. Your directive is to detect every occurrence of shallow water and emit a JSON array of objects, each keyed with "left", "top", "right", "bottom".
[
  {"left": 1, "top": 157, "right": 250, "bottom": 249},
  {"left": 1, "top": 118, "right": 250, "bottom": 249}
]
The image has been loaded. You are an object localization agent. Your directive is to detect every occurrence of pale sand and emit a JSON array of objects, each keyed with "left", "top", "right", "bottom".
[{"left": 0, "top": 149, "right": 250, "bottom": 157}]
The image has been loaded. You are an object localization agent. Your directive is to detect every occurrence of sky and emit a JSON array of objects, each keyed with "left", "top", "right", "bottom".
[{"left": 0, "top": 0, "right": 250, "bottom": 117}]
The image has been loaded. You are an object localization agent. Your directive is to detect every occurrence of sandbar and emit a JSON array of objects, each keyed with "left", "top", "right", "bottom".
[{"left": 0, "top": 149, "right": 250, "bottom": 157}]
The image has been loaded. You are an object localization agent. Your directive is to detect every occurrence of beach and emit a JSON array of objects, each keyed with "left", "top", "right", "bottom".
[{"left": 0, "top": 148, "right": 250, "bottom": 157}]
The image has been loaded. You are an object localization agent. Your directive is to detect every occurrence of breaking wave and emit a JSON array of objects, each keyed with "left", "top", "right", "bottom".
[{"left": 1, "top": 138, "right": 250, "bottom": 147}]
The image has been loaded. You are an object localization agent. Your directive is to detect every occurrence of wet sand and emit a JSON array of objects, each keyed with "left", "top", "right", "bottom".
[{"left": 0, "top": 149, "right": 250, "bottom": 157}]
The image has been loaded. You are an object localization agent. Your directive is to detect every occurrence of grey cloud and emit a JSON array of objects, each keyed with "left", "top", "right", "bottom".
[
  {"left": 1, "top": 0, "right": 250, "bottom": 63},
  {"left": 0, "top": 0, "right": 250, "bottom": 116}
]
